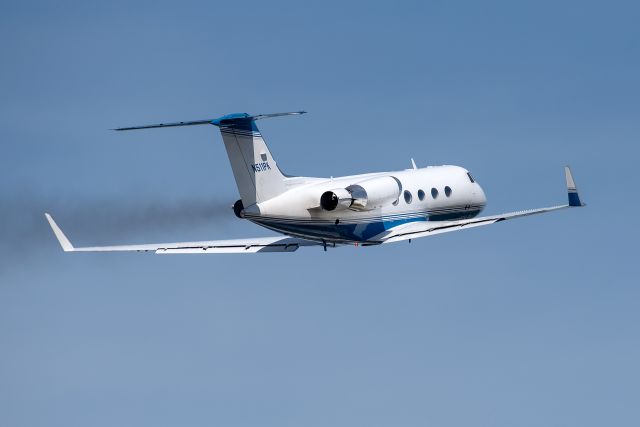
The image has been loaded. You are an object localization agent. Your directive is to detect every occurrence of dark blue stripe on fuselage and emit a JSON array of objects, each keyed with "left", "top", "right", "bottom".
[{"left": 250, "top": 210, "right": 481, "bottom": 242}]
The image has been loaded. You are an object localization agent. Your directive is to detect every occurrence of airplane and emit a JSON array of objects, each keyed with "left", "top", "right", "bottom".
[{"left": 45, "top": 111, "right": 585, "bottom": 254}]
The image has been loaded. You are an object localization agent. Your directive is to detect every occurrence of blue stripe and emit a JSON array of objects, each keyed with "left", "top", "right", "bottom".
[
  {"left": 251, "top": 210, "right": 482, "bottom": 242},
  {"left": 211, "top": 113, "right": 261, "bottom": 132},
  {"left": 568, "top": 192, "right": 582, "bottom": 207},
  {"left": 244, "top": 205, "right": 486, "bottom": 225}
]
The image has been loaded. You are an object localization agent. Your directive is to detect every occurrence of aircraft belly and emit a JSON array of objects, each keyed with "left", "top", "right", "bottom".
[
  {"left": 251, "top": 218, "right": 422, "bottom": 242},
  {"left": 248, "top": 205, "right": 483, "bottom": 242}
]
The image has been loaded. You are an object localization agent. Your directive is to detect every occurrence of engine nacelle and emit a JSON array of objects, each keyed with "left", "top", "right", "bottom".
[
  {"left": 320, "top": 176, "right": 401, "bottom": 211},
  {"left": 233, "top": 199, "right": 245, "bottom": 218},
  {"left": 320, "top": 188, "right": 353, "bottom": 211}
]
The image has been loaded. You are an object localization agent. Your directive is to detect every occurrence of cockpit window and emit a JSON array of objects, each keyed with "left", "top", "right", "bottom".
[{"left": 467, "top": 172, "right": 475, "bottom": 183}]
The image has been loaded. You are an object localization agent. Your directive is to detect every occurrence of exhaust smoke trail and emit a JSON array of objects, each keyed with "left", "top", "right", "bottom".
[{"left": 0, "top": 189, "right": 238, "bottom": 274}]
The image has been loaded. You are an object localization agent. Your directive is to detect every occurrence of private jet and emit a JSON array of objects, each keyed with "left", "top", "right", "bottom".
[{"left": 45, "top": 112, "right": 584, "bottom": 253}]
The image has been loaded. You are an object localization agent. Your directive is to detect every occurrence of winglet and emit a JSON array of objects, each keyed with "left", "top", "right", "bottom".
[
  {"left": 564, "top": 166, "right": 584, "bottom": 207},
  {"left": 44, "top": 213, "right": 75, "bottom": 252}
]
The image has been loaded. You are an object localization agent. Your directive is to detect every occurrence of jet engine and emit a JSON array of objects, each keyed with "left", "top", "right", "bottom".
[
  {"left": 320, "top": 176, "right": 401, "bottom": 211},
  {"left": 320, "top": 188, "right": 353, "bottom": 211},
  {"left": 233, "top": 199, "right": 244, "bottom": 218}
]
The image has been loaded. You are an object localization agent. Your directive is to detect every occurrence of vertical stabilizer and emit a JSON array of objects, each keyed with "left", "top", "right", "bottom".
[
  {"left": 114, "top": 111, "right": 304, "bottom": 207},
  {"left": 211, "top": 113, "right": 295, "bottom": 206}
]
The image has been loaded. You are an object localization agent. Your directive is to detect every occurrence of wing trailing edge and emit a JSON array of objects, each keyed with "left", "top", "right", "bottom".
[{"left": 44, "top": 213, "right": 319, "bottom": 254}]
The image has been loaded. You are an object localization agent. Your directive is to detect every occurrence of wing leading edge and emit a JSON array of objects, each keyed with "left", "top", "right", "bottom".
[
  {"left": 374, "top": 166, "right": 585, "bottom": 244},
  {"left": 44, "top": 214, "right": 319, "bottom": 254}
]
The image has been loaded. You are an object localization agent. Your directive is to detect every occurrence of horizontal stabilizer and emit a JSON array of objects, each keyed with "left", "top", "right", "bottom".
[
  {"left": 252, "top": 111, "right": 306, "bottom": 120},
  {"left": 114, "top": 111, "right": 306, "bottom": 131},
  {"left": 114, "top": 119, "right": 212, "bottom": 131}
]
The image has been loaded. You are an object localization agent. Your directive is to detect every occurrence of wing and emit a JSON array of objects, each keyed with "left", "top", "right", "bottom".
[
  {"left": 44, "top": 214, "right": 320, "bottom": 254},
  {"left": 374, "top": 166, "right": 585, "bottom": 244}
]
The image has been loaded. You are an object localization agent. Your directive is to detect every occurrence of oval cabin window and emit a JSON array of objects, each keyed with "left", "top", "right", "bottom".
[{"left": 404, "top": 190, "right": 413, "bottom": 204}]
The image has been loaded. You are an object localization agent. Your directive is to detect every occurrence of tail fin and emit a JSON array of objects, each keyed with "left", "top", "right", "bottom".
[
  {"left": 211, "top": 113, "right": 301, "bottom": 206},
  {"left": 114, "top": 111, "right": 305, "bottom": 207}
]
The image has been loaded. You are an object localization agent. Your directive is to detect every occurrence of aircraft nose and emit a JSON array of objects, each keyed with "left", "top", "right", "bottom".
[{"left": 475, "top": 183, "right": 487, "bottom": 207}]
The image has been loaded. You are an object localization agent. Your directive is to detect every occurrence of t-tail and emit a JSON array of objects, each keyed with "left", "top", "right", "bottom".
[{"left": 115, "top": 111, "right": 305, "bottom": 207}]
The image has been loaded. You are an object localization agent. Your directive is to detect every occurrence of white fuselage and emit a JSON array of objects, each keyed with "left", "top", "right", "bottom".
[{"left": 242, "top": 165, "right": 487, "bottom": 243}]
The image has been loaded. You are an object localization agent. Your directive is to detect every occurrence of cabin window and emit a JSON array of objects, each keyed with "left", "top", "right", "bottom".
[
  {"left": 417, "top": 189, "right": 425, "bottom": 201},
  {"left": 445, "top": 186, "right": 452, "bottom": 197},
  {"left": 467, "top": 172, "right": 475, "bottom": 183},
  {"left": 431, "top": 188, "right": 438, "bottom": 199},
  {"left": 404, "top": 190, "right": 413, "bottom": 204}
]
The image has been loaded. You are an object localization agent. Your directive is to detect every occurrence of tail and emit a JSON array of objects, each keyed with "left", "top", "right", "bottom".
[
  {"left": 115, "top": 111, "right": 305, "bottom": 207},
  {"left": 211, "top": 113, "right": 298, "bottom": 206}
]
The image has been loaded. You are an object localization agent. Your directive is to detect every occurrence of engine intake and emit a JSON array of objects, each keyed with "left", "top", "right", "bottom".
[
  {"left": 320, "top": 188, "right": 352, "bottom": 211},
  {"left": 319, "top": 176, "right": 401, "bottom": 211},
  {"left": 233, "top": 199, "right": 245, "bottom": 218}
]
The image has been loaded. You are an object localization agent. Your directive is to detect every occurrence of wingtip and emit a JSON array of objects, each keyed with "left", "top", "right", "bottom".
[
  {"left": 564, "top": 166, "right": 585, "bottom": 207},
  {"left": 44, "top": 213, "right": 74, "bottom": 252}
]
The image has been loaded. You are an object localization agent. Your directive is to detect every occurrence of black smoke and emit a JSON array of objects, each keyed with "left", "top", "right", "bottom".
[{"left": 0, "top": 189, "right": 238, "bottom": 274}]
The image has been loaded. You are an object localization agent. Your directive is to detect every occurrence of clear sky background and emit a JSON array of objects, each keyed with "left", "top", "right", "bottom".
[{"left": 1, "top": 1, "right": 639, "bottom": 426}]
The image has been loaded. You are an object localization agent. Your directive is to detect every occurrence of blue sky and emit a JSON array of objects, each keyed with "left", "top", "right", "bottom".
[{"left": 1, "top": 1, "right": 639, "bottom": 426}]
